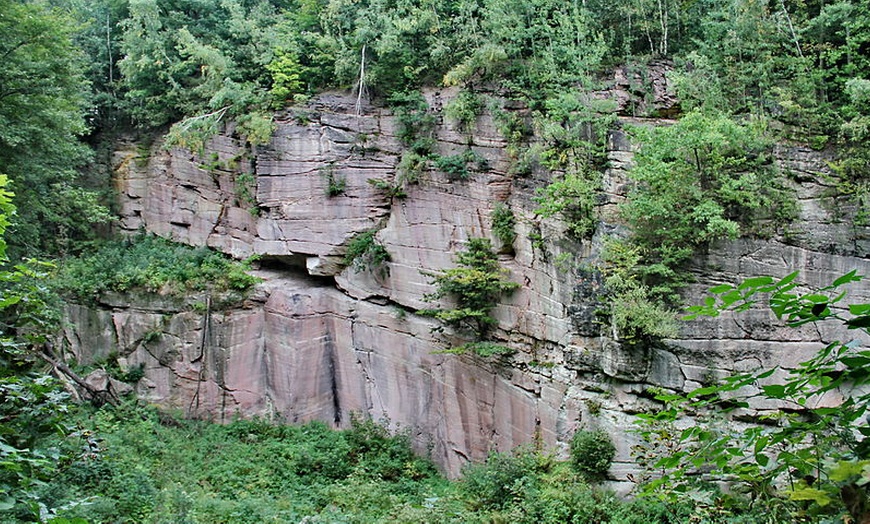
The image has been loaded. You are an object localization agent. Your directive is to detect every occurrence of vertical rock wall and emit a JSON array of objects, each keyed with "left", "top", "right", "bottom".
[{"left": 74, "top": 88, "right": 870, "bottom": 483}]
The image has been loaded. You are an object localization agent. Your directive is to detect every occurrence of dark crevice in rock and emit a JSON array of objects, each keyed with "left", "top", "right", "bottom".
[
  {"left": 259, "top": 255, "right": 308, "bottom": 271},
  {"left": 326, "top": 335, "right": 342, "bottom": 426},
  {"left": 258, "top": 255, "right": 342, "bottom": 286}
]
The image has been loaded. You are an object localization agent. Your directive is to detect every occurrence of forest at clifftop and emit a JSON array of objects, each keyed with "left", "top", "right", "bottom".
[{"left": 2, "top": 0, "right": 870, "bottom": 522}]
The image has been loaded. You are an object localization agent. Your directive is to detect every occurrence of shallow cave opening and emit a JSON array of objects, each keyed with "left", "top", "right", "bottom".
[{"left": 257, "top": 255, "right": 338, "bottom": 287}]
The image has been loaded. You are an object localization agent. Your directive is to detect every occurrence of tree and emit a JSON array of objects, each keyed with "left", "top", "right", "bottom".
[
  {"left": 597, "top": 111, "right": 794, "bottom": 343},
  {"left": 0, "top": 0, "right": 110, "bottom": 259},
  {"left": 620, "top": 111, "right": 793, "bottom": 288},
  {"left": 422, "top": 238, "right": 518, "bottom": 353},
  {"left": 444, "top": 0, "right": 606, "bottom": 102},
  {"left": 0, "top": 176, "right": 84, "bottom": 521},
  {"left": 118, "top": 0, "right": 284, "bottom": 146},
  {"left": 53, "top": 0, "right": 130, "bottom": 130}
]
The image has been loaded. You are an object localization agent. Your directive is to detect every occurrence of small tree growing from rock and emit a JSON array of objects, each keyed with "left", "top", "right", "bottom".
[{"left": 422, "top": 238, "right": 519, "bottom": 355}]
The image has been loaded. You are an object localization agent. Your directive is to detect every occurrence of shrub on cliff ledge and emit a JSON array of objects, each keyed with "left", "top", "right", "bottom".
[
  {"left": 52, "top": 235, "right": 259, "bottom": 303},
  {"left": 344, "top": 229, "right": 390, "bottom": 275}
]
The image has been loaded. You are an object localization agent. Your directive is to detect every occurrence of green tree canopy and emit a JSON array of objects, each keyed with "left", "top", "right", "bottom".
[{"left": 0, "top": 0, "right": 110, "bottom": 259}]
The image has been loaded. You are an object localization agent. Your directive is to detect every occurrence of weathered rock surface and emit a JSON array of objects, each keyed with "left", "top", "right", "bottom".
[{"left": 79, "top": 88, "right": 870, "bottom": 486}]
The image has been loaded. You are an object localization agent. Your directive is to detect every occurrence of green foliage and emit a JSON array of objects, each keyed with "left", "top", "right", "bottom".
[
  {"left": 439, "top": 341, "right": 515, "bottom": 358},
  {"left": 570, "top": 429, "right": 616, "bottom": 482},
  {"left": 322, "top": 0, "right": 447, "bottom": 95},
  {"left": 266, "top": 49, "right": 304, "bottom": 107},
  {"left": 535, "top": 172, "right": 600, "bottom": 240},
  {"left": 597, "top": 239, "right": 679, "bottom": 342},
  {"left": 0, "top": 177, "right": 88, "bottom": 522},
  {"left": 597, "top": 111, "right": 795, "bottom": 342},
  {"left": 343, "top": 229, "right": 390, "bottom": 274},
  {"left": 235, "top": 171, "right": 258, "bottom": 212},
  {"left": 460, "top": 447, "right": 550, "bottom": 510},
  {"left": 390, "top": 91, "right": 436, "bottom": 156},
  {"left": 636, "top": 270, "right": 870, "bottom": 523},
  {"left": 832, "top": 78, "right": 870, "bottom": 222},
  {"left": 490, "top": 204, "right": 516, "bottom": 251},
  {"left": 40, "top": 406, "right": 443, "bottom": 524},
  {"left": 396, "top": 151, "right": 428, "bottom": 186},
  {"left": 456, "top": 447, "right": 697, "bottom": 524},
  {"left": 423, "top": 238, "right": 519, "bottom": 342},
  {"left": 368, "top": 176, "right": 408, "bottom": 199},
  {"left": 433, "top": 148, "right": 487, "bottom": 181},
  {"left": 536, "top": 92, "right": 616, "bottom": 171},
  {"left": 444, "top": 0, "right": 606, "bottom": 102},
  {"left": 489, "top": 97, "right": 533, "bottom": 147},
  {"left": 530, "top": 93, "right": 614, "bottom": 240},
  {"left": 444, "top": 90, "right": 482, "bottom": 134},
  {"left": 623, "top": 112, "right": 792, "bottom": 269},
  {"left": 117, "top": 0, "right": 280, "bottom": 129},
  {"left": 0, "top": 0, "right": 110, "bottom": 260},
  {"left": 51, "top": 235, "right": 259, "bottom": 303},
  {"left": 321, "top": 163, "right": 346, "bottom": 197}
]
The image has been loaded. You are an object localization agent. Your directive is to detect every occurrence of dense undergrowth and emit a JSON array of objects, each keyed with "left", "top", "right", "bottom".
[
  {"left": 7, "top": 401, "right": 774, "bottom": 524},
  {"left": 51, "top": 235, "right": 259, "bottom": 304}
]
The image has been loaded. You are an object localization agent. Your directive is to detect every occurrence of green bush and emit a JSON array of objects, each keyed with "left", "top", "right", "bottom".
[
  {"left": 491, "top": 204, "right": 516, "bottom": 250},
  {"left": 444, "top": 90, "right": 482, "bottom": 134},
  {"left": 321, "top": 163, "right": 346, "bottom": 197},
  {"left": 390, "top": 91, "right": 436, "bottom": 155},
  {"left": 460, "top": 447, "right": 549, "bottom": 510},
  {"left": 343, "top": 229, "right": 390, "bottom": 274},
  {"left": 433, "top": 148, "right": 488, "bottom": 181},
  {"left": 47, "top": 407, "right": 446, "bottom": 524},
  {"left": 569, "top": 429, "right": 615, "bottom": 482},
  {"left": 534, "top": 171, "right": 600, "bottom": 240}
]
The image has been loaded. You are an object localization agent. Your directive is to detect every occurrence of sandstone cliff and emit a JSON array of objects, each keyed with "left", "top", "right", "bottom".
[{"left": 66, "top": 84, "right": 870, "bottom": 486}]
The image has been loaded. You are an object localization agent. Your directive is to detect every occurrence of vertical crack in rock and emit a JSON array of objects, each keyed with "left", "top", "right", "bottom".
[
  {"left": 326, "top": 332, "right": 342, "bottom": 425},
  {"left": 349, "top": 319, "right": 377, "bottom": 413}
]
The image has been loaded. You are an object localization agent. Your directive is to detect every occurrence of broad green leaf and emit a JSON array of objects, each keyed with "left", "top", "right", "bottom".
[
  {"left": 689, "top": 386, "right": 719, "bottom": 398},
  {"left": 762, "top": 384, "right": 787, "bottom": 398},
  {"left": 841, "top": 356, "right": 870, "bottom": 368},
  {"left": 849, "top": 303, "right": 870, "bottom": 315},
  {"left": 720, "top": 289, "right": 743, "bottom": 306},
  {"left": 787, "top": 487, "right": 832, "bottom": 506},
  {"left": 776, "top": 271, "right": 799, "bottom": 288},
  {"left": 803, "top": 294, "right": 830, "bottom": 304},
  {"left": 738, "top": 276, "right": 774, "bottom": 291},
  {"left": 832, "top": 270, "right": 862, "bottom": 287},
  {"left": 754, "top": 435, "right": 769, "bottom": 453},
  {"left": 757, "top": 368, "right": 777, "bottom": 379},
  {"left": 846, "top": 316, "right": 870, "bottom": 329},
  {"left": 710, "top": 284, "right": 734, "bottom": 294}
]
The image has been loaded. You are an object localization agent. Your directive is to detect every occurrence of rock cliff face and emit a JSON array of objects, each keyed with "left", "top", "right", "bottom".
[{"left": 69, "top": 86, "right": 870, "bottom": 484}]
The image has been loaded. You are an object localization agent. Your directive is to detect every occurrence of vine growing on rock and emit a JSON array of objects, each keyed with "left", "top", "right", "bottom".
[{"left": 421, "top": 238, "right": 519, "bottom": 356}]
